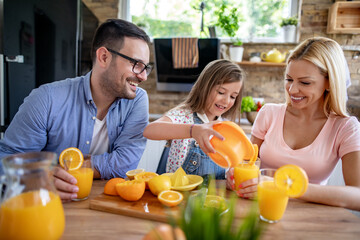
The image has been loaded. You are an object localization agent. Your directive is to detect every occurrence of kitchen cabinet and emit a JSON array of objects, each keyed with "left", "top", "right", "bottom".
[
  {"left": 236, "top": 61, "right": 286, "bottom": 67},
  {"left": 327, "top": 1, "right": 360, "bottom": 34}
]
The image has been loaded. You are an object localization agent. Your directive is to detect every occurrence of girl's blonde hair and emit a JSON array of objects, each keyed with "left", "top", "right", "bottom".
[
  {"left": 182, "top": 59, "right": 245, "bottom": 121},
  {"left": 286, "top": 37, "right": 348, "bottom": 117}
]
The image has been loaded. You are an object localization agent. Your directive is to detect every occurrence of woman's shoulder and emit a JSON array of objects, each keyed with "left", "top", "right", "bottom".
[{"left": 329, "top": 114, "right": 360, "bottom": 130}]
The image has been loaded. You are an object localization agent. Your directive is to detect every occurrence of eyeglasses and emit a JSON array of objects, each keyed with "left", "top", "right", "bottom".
[{"left": 106, "top": 48, "right": 152, "bottom": 76}]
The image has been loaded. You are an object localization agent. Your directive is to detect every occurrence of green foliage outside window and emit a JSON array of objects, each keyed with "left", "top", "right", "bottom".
[{"left": 132, "top": 0, "right": 290, "bottom": 40}]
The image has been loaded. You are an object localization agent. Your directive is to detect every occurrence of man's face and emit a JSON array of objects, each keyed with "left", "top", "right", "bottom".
[{"left": 101, "top": 37, "right": 150, "bottom": 100}]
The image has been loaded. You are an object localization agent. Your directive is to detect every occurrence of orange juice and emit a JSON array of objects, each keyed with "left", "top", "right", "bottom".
[
  {"left": 0, "top": 190, "right": 65, "bottom": 240},
  {"left": 234, "top": 163, "right": 259, "bottom": 190},
  {"left": 69, "top": 167, "right": 94, "bottom": 199},
  {"left": 257, "top": 181, "right": 289, "bottom": 222}
]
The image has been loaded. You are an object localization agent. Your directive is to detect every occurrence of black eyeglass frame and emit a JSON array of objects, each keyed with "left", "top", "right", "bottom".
[{"left": 106, "top": 47, "right": 152, "bottom": 76}]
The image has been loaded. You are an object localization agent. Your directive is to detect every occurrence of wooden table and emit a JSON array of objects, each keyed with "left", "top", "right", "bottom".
[{"left": 62, "top": 180, "right": 360, "bottom": 240}]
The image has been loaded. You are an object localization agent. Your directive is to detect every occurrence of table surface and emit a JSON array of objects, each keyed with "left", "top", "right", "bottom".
[{"left": 62, "top": 180, "right": 360, "bottom": 240}]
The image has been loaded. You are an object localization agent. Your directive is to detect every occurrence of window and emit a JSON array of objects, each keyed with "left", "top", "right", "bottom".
[{"left": 128, "top": 0, "right": 298, "bottom": 43}]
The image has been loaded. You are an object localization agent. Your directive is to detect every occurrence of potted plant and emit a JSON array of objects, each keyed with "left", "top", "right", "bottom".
[
  {"left": 215, "top": 1, "right": 244, "bottom": 62},
  {"left": 241, "top": 96, "right": 264, "bottom": 125},
  {"left": 280, "top": 16, "right": 298, "bottom": 43}
]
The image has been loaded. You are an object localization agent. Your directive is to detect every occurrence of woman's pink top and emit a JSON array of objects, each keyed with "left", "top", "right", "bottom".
[{"left": 252, "top": 104, "right": 360, "bottom": 185}]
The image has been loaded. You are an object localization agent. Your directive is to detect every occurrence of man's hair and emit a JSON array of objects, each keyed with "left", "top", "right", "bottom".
[
  {"left": 286, "top": 37, "right": 348, "bottom": 117},
  {"left": 182, "top": 59, "right": 245, "bottom": 121},
  {"left": 91, "top": 19, "right": 150, "bottom": 63}
]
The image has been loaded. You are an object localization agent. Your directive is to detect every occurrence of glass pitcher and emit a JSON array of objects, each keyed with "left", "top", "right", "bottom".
[{"left": 0, "top": 152, "right": 65, "bottom": 240}]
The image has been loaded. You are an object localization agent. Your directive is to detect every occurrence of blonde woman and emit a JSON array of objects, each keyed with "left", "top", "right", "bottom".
[
  {"left": 144, "top": 59, "right": 244, "bottom": 179},
  {"left": 228, "top": 37, "right": 360, "bottom": 210}
]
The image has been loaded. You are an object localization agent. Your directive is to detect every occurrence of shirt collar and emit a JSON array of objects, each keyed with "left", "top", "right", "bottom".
[
  {"left": 84, "top": 71, "right": 93, "bottom": 104},
  {"left": 197, "top": 112, "right": 223, "bottom": 123}
]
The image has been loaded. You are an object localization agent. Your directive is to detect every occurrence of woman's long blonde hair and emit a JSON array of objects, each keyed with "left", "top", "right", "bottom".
[
  {"left": 181, "top": 59, "right": 245, "bottom": 121},
  {"left": 286, "top": 37, "right": 348, "bottom": 117}
]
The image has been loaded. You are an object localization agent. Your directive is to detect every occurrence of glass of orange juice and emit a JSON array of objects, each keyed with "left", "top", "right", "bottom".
[
  {"left": 234, "top": 159, "right": 260, "bottom": 191},
  {"left": 67, "top": 155, "right": 94, "bottom": 201},
  {"left": 257, "top": 168, "right": 289, "bottom": 223},
  {"left": 0, "top": 152, "right": 65, "bottom": 239}
]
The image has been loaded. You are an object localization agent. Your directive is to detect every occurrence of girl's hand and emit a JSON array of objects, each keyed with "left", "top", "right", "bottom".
[
  {"left": 191, "top": 121, "right": 224, "bottom": 154},
  {"left": 226, "top": 168, "right": 235, "bottom": 190}
]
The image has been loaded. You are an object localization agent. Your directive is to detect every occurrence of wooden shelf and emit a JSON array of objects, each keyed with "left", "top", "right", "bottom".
[
  {"left": 236, "top": 61, "right": 286, "bottom": 67},
  {"left": 327, "top": 1, "right": 360, "bottom": 34}
]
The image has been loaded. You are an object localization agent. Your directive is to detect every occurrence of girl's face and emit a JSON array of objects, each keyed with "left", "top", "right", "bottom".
[
  {"left": 205, "top": 81, "right": 242, "bottom": 121},
  {"left": 285, "top": 59, "right": 329, "bottom": 110}
]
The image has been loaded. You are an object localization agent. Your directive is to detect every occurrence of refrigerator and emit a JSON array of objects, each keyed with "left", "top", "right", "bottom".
[{"left": 0, "top": 0, "right": 83, "bottom": 137}]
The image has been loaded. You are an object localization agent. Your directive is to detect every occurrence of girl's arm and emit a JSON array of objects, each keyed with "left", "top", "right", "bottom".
[
  {"left": 143, "top": 116, "right": 224, "bottom": 154},
  {"left": 300, "top": 151, "right": 360, "bottom": 211}
]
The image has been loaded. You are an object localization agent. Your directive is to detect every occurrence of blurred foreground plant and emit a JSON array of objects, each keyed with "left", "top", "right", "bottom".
[{"left": 177, "top": 186, "right": 263, "bottom": 240}]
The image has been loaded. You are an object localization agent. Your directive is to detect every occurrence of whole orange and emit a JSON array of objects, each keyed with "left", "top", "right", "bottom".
[
  {"left": 143, "top": 224, "right": 186, "bottom": 240},
  {"left": 116, "top": 180, "right": 145, "bottom": 201},
  {"left": 148, "top": 175, "right": 171, "bottom": 196},
  {"left": 104, "top": 178, "right": 125, "bottom": 196}
]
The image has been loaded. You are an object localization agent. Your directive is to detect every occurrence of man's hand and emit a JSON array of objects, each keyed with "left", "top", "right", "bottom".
[{"left": 52, "top": 166, "right": 79, "bottom": 202}]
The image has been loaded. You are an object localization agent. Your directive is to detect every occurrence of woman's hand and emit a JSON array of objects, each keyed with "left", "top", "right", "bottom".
[
  {"left": 226, "top": 167, "right": 258, "bottom": 199},
  {"left": 52, "top": 166, "right": 79, "bottom": 202},
  {"left": 191, "top": 121, "right": 224, "bottom": 154}
]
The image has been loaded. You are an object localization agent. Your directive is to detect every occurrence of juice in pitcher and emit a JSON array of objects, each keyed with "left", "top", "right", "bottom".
[{"left": 0, "top": 190, "right": 65, "bottom": 240}]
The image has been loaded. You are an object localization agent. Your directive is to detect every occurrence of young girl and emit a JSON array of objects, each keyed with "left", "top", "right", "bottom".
[
  {"left": 227, "top": 37, "right": 360, "bottom": 210},
  {"left": 143, "top": 59, "right": 244, "bottom": 179}
]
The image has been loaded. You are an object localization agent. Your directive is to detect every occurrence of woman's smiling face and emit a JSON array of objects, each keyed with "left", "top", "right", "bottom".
[
  {"left": 285, "top": 59, "right": 329, "bottom": 109},
  {"left": 205, "top": 81, "right": 242, "bottom": 121}
]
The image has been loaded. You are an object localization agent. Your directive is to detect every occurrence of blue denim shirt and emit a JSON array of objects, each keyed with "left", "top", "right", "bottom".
[{"left": 0, "top": 72, "right": 149, "bottom": 179}]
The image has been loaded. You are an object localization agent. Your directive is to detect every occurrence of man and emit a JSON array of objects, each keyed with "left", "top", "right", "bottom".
[{"left": 0, "top": 19, "right": 151, "bottom": 200}]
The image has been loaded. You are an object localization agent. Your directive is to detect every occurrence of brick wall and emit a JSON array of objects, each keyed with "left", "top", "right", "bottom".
[{"left": 84, "top": 0, "right": 360, "bottom": 118}]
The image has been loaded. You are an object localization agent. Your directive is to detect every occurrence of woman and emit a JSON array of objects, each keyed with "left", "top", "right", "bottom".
[{"left": 228, "top": 37, "right": 360, "bottom": 210}]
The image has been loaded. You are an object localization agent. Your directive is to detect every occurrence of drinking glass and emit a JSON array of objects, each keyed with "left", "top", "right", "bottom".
[
  {"left": 234, "top": 159, "right": 260, "bottom": 191},
  {"left": 257, "top": 168, "right": 289, "bottom": 223},
  {"left": 66, "top": 155, "right": 94, "bottom": 201}
]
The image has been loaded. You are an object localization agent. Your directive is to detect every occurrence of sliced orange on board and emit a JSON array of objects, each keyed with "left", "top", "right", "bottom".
[
  {"left": 126, "top": 168, "right": 145, "bottom": 180},
  {"left": 116, "top": 180, "right": 146, "bottom": 201},
  {"left": 59, "top": 147, "right": 84, "bottom": 171},
  {"left": 134, "top": 172, "right": 158, "bottom": 189},
  {"left": 274, "top": 164, "right": 308, "bottom": 198},
  {"left": 209, "top": 121, "right": 255, "bottom": 168},
  {"left": 158, "top": 190, "right": 183, "bottom": 207},
  {"left": 104, "top": 178, "right": 125, "bottom": 196}
]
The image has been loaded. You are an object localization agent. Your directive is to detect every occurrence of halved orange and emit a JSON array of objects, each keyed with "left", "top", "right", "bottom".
[
  {"left": 59, "top": 147, "right": 84, "bottom": 171},
  {"left": 209, "top": 121, "right": 254, "bottom": 168},
  {"left": 248, "top": 144, "right": 259, "bottom": 165},
  {"left": 116, "top": 180, "right": 145, "bottom": 201},
  {"left": 126, "top": 168, "right": 145, "bottom": 180},
  {"left": 274, "top": 164, "right": 309, "bottom": 198},
  {"left": 104, "top": 178, "right": 125, "bottom": 196},
  {"left": 134, "top": 172, "right": 158, "bottom": 189},
  {"left": 158, "top": 190, "right": 183, "bottom": 207}
]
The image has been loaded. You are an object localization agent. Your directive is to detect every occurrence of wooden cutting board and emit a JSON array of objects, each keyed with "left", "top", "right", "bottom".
[{"left": 89, "top": 191, "right": 181, "bottom": 222}]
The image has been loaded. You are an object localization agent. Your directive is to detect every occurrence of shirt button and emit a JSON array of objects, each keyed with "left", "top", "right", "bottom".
[
  {"left": 92, "top": 116, "right": 96, "bottom": 120},
  {"left": 192, "top": 161, "right": 197, "bottom": 165},
  {"left": 86, "top": 141, "right": 90, "bottom": 144},
  {"left": 87, "top": 101, "right": 90, "bottom": 104}
]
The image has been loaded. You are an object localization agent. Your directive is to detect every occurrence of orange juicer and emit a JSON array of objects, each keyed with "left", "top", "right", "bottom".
[{"left": 209, "top": 121, "right": 255, "bottom": 168}]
